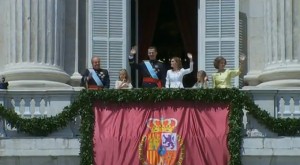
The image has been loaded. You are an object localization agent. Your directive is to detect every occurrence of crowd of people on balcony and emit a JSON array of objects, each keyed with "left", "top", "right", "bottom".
[{"left": 80, "top": 46, "right": 245, "bottom": 90}]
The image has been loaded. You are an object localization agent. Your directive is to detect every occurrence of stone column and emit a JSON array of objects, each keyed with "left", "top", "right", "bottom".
[
  {"left": 3, "top": 0, "right": 71, "bottom": 89},
  {"left": 257, "top": 0, "right": 300, "bottom": 87},
  {"left": 242, "top": 0, "right": 265, "bottom": 87},
  {"left": 70, "top": 0, "right": 82, "bottom": 86}
]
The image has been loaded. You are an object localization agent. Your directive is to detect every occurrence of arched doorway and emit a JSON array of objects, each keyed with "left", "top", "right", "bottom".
[{"left": 131, "top": 0, "right": 198, "bottom": 87}]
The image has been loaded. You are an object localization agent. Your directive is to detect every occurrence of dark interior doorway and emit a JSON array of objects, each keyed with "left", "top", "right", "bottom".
[
  {"left": 152, "top": 0, "right": 184, "bottom": 67},
  {"left": 131, "top": 0, "right": 198, "bottom": 88}
]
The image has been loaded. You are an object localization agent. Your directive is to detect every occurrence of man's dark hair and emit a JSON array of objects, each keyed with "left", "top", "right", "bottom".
[{"left": 148, "top": 46, "right": 157, "bottom": 52}]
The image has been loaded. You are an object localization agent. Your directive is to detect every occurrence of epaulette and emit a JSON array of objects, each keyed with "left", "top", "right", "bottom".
[{"left": 158, "top": 59, "right": 164, "bottom": 63}]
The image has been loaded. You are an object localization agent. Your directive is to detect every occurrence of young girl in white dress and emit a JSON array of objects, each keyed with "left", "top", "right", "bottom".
[
  {"left": 115, "top": 69, "right": 133, "bottom": 89},
  {"left": 193, "top": 70, "right": 208, "bottom": 89},
  {"left": 165, "top": 53, "right": 193, "bottom": 88}
]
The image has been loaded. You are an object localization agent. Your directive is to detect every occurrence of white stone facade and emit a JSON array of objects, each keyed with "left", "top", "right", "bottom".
[
  {"left": 242, "top": 0, "right": 300, "bottom": 88},
  {"left": 1, "top": 0, "right": 298, "bottom": 89},
  {"left": 0, "top": 0, "right": 300, "bottom": 165},
  {"left": 0, "top": 0, "right": 86, "bottom": 90}
]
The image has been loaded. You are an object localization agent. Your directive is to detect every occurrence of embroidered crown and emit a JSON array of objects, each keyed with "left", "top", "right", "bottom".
[{"left": 147, "top": 118, "right": 178, "bottom": 133}]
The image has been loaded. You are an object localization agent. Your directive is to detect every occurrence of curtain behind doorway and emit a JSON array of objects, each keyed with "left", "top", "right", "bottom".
[
  {"left": 138, "top": 0, "right": 162, "bottom": 60},
  {"left": 138, "top": 0, "right": 197, "bottom": 61},
  {"left": 173, "top": 0, "right": 197, "bottom": 57},
  {"left": 137, "top": 0, "right": 197, "bottom": 87}
]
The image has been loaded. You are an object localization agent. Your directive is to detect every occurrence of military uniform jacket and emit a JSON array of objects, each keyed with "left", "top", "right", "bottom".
[
  {"left": 81, "top": 68, "right": 110, "bottom": 88},
  {"left": 129, "top": 58, "right": 167, "bottom": 86}
]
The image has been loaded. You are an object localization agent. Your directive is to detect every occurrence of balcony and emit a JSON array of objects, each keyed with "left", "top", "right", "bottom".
[
  {"left": 0, "top": 88, "right": 299, "bottom": 165},
  {"left": 0, "top": 88, "right": 82, "bottom": 165}
]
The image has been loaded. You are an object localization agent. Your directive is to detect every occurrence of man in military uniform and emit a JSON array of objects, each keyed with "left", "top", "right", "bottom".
[
  {"left": 129, "top": 46, "right": 166, "bottom": 88},
  {"left": 81, "top": 56, "right": 110, "bottom": 90}
]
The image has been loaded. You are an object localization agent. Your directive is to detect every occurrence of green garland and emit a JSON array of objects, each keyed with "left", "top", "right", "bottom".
[
  {"left": 0, "top": 100, "right": 81, "bottom": 136},
  {"left": 0, "top": 88, "right": 299, "bottom": 165}
]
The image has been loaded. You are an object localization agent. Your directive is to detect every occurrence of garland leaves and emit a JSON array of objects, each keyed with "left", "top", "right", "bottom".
[
  {"left": 0, "top": 100, "right": 80, "bottom": 136},
  {"left": 0, "top": 88, "right": 299, "bottom": 165}
]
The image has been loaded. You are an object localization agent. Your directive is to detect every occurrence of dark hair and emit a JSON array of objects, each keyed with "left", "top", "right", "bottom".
[
  {"left": 148, "top": 46, "right": 157, "bottom": 52},
  {"left": 213, "top": 56, "right": 227, "bottom": 69},
  {"left": 171, "top": 57, "right": 183, "bottom": 70}
]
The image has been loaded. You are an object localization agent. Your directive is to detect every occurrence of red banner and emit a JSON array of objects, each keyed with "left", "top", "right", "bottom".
[{"left": 93, "top": 101, "right": 229, "bottom": 165}]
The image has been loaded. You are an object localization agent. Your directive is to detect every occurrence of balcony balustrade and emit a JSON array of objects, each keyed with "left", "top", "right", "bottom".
[{"left": 0, "top": 88, "right": 299, "bottom": 165}]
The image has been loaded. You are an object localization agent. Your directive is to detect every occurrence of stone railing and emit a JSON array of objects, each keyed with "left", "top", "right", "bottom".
[
  {"left": 242, "top": 88, "right": 300, "bottom": 118},
  {"left": 276, "top": 90, "right": 300, "bottom": 118},
  {"left": 242, "top": 88, "right": 300, "bottom": 138},
  {"left": 0, "top": 88, "right": 83, "bottom": 138},
  {"left": 0, "top": 88, "right": 298, "bottom": 138}
]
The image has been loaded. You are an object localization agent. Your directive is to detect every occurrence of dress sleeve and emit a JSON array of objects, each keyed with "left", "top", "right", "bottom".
[
  {"left": 165, "top": 70, "right": 170, "bottom": 88},
  {"left": 127, "top": 82, "right": 133, "bottom": 89},
  {"left": 229, "top": 69, "right": 241, "bottom": 78},
  {"left": 203, "top": 81, "right": 208, "bottom": 89},
  {"left": 181, "top": 62, "right": 194, "bottom": 75},
  {"left": 115, "top": 81, "right": 120, "bottom": 89}
]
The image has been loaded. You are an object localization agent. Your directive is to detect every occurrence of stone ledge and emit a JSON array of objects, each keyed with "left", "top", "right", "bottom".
[
  {"left": 0, "top": 138, "right": 80, "bottom": 156},
  {"left": 2, "top": 137, "right": 300, "bottom": 157},
  {"left": 243, "top": 137, "right": 300, "bottom": 156}
]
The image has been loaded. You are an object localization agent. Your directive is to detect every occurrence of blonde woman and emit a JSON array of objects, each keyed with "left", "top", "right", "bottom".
[
  {"left": 165, "top": 53, "right": 193, "bottom": 88},
  {"left": 115, "top": 69, "right": 133, "bottom": 89}
]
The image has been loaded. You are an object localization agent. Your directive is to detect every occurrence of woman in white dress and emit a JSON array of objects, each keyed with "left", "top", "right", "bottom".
[{"left": 165, "top": 53, "right": 193, "bottom": 88}]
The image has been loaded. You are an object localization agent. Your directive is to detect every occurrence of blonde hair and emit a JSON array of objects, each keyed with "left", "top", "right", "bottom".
[
  {"left": 119, "top": 69, "right": 131, "bottom": 83},
  {"left": 171, "top": 57, "right": 183, "bottom": 70}
]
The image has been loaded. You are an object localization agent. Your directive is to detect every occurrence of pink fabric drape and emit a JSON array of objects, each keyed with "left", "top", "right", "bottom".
[{"left": 93, "top": 101, "right": 229, "bottom": 165}]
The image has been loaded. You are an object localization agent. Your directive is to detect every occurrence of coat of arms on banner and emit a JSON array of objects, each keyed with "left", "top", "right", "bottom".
[{"left": 139, "top": 118, "right": 185, "bottom": 165}]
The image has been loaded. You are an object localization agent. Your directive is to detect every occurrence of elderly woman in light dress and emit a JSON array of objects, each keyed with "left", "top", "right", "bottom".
[{"left": 211, "top": 54, "right": 245, "bottom": 88}]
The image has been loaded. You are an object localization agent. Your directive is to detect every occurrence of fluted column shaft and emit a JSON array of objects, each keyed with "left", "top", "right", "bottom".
[
  {"left": 258, "top": 0, "right": 300, "bottom": 87},
  {"left": 4, "top": 0, "right": 70, "bottom": 89}
]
